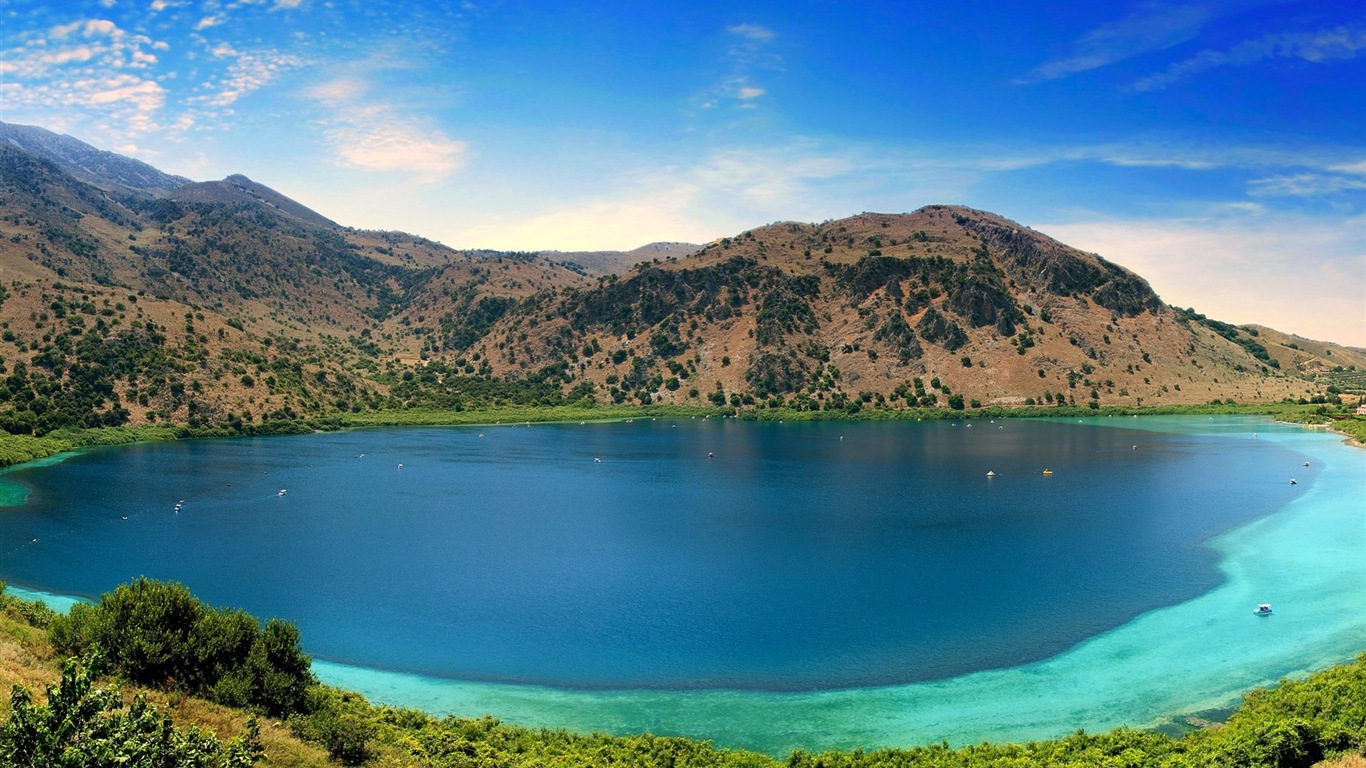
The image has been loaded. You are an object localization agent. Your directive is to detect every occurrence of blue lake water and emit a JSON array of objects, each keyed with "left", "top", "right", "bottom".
[{"left": 2, "top": 415, "right": 1363, "bottom": 754}]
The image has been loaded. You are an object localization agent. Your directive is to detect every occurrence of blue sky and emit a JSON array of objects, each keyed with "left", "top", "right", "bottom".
[{"left": 2, "top": 0, "right": 1363, "bottom": 344}]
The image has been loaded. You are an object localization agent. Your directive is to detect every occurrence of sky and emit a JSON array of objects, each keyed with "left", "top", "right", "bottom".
[{"left": 1, "top": 0, "right": 1363, "bottom": 345}]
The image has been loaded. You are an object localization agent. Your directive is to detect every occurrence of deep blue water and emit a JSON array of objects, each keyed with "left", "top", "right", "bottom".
[{"left": 0, "top": 418, "right": 1314, "bottom": 691}]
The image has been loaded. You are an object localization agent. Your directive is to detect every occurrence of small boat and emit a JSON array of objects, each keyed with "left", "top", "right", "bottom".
[
  {"left": 1042, "top": 469, "right": 1053, "bottom": 475},
  {"left": 1303, "top": 461, "right": 1309, "bottom": 467},
  {"left": 1254, "top": 604, "right": 1273, "bottom": 616},
  {"left": 707, "top": 452, "right": 715, "bottom": 459},
  {"left": 1289, "top": 479, "right": 1297, "bottom": 485},
  {"left": 278, "top": 489, "right": 287, "bottom": 496},
  {"left": 986, "top": 471, "right": 995, "bottom": 477}
]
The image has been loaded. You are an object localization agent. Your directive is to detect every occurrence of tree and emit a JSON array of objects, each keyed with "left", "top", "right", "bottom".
[
  {"left": 48, "top": 578, "right": 314, "bottom": 717},
  {"left": 0, "top": 655, "right": 262, "bottom": 768}
]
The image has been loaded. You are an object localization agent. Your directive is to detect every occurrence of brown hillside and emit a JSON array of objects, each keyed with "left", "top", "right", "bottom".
[
  {"left": 476, "top": 207, "right": 1317, "bottom": 409},
  {"left": 0, "top": 125, "right": 1339, "bottom": 430}
]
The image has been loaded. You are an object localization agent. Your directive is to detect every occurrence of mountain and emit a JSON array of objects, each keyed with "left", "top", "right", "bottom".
[
  {"left": 541, "top": 242, "right": 702, "bottom": 276},
  {"left": 0, "top": 122, "right": 190, "bottom": 195},
  {"left": 0, "top": 120, "right": 1350, "bottom": 433},
  {"left": 471, "top": 208, "right": 1348, "bottom": 410}
]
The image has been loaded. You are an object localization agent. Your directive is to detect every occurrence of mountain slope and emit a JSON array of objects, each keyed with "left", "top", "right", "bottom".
[
  {"left": 0, "top": 122, "right": 190, "bottom": 195},
  {"left": 474, "top": 207, "right": 1316, "bottom": 410},
  {"left": 0, "top": 121, "right": 1341, "bottom": 433}
]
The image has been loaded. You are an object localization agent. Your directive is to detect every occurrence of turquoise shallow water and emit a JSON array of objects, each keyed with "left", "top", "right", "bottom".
[
  {"left": 309, "top": 417, "right": 1366, "bottom": 753},
  {"left": 2, "top": 415, "right": 1363, "bottom": 754}
]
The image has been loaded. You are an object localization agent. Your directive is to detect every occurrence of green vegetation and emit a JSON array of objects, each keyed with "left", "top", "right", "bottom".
[
  {"left": 48, "top": 578, "right": 313, "bottom": 717},
  {"left": 1, "top": 654, "right": 263, "bottom": 767},
  {"left": 1175, "top": 308, "right": 1280, "bottom": 369},
  {"left": 1, "top": 581, "right": 1363, "bottom": 767}
]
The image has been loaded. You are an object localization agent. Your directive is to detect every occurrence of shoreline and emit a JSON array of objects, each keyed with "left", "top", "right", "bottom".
[
  {"left": 2, "top": 415, "right": 1362, "bottom": 754},
  {"left": 1, "top": 401, "right": 1360, "bottom": 473},
  {"left": 285, "top": 417, "right": 1366, "bottom": 753}
]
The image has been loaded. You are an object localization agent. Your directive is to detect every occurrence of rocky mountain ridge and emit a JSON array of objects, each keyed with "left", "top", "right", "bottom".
[{"left": 0, "top": 120, "right": 1357, "bottom": 432}]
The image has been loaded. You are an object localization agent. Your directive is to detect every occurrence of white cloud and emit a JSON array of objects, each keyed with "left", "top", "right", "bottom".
[
  {"left": 1039, "top": 211, "right": 1366, "bottom": 346},
  {"left": 690, "top": 20, "right": 783, "bottom": 113},
  {"left": 1248, "top": 173, "right": 1366, "bottom": 197},
  {"left": 328, "top": 124, "right": 467, "bottom": 180},
  {"left": 1131, "top": 25, "right": 1366, "bottom": 91},
  {"left": 727, "top": 24, "right": 775, "bottom": 42},
  {"left": 189, "top": 46, "right": 304, "bottom": 110},
  {"left": 1018, "top": 1, "right": 1217, "bottom": 83},
  {"left": 306, "top": 77, "right": 366, "bottom": 104},
  {"left": 1329, "top": 160, "right": 1366, "bottom": 175},
  {"left": 307, "top": 78, "right": 468, "bottom": 182},
  {"left": 1, "top": 18, "right": 169, "bottom": 140}
]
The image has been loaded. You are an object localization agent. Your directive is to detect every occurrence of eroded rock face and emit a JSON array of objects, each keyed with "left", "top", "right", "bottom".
[{"left": 917, "top": 306, "right": 968, "bottom": 352}]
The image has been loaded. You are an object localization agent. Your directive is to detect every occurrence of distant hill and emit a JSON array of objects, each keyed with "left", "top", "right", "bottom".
[
  {"left": 541, "top": 241, "right": 701, "bottom": 276},
  {"left": 0, "top": 120, "right": 1347, "bottom": 433}
]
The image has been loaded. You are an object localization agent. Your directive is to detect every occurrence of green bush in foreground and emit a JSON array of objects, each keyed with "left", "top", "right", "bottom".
[
  {"left": 0, "top": 654, "right": 262, "bottom": 767},
  {"left": 48, "top": 578, "right": 314, "bottom": 718}
]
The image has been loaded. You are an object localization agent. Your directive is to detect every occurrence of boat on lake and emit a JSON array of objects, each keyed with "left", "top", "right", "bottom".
[{"left": 1254, "top": 603, "right": 1273, "bottom": 616}]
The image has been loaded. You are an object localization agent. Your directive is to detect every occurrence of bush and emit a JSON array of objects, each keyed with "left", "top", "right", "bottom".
[
  {"left": 0, "top": 654, "right": 262, "bottom": 767},
  {"left": 48, "top": 578, "right": 314, "bottom": 717}
]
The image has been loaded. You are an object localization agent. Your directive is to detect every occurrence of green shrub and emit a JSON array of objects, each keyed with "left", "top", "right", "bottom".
[
  {"left": 47, "top": 578, "right": 314, "bottom": 717},
  {"left": 0, "top": 654, "right": 262, "bottom": 767}
]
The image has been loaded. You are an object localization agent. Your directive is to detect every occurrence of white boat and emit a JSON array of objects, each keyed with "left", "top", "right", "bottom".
[{"left": 1254, "top": 603, "right": 1273, "bottom": 616}]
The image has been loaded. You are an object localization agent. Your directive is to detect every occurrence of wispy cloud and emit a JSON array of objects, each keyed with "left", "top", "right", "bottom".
[
  {"left": 1017, "top": 1, "right": 1219, "bottom": 83},
  {"left": 308, "top": 78, "right": 468, "bottom": 182},
  {"left": 1131, "top": 25, "right": 1366, "bottom": 90},
  {"left": 1248, "top": 173, "right": 1366, "bottom": 197},
  {"left": 694, "top": 23, "right": 782, "bottom": 111}
]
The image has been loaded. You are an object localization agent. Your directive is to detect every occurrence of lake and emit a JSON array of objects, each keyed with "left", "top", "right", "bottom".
[{"left": 2, "top": 415, "right": 1363, "bottom": 754}]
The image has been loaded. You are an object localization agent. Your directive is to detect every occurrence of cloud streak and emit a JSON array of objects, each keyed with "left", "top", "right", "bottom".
[
  {"left": 1017, "top": 1, "right": 1218, "bottom": 83},
  {"left": 1130, "top": 25, "right": 1366, "bottom": 90}
]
